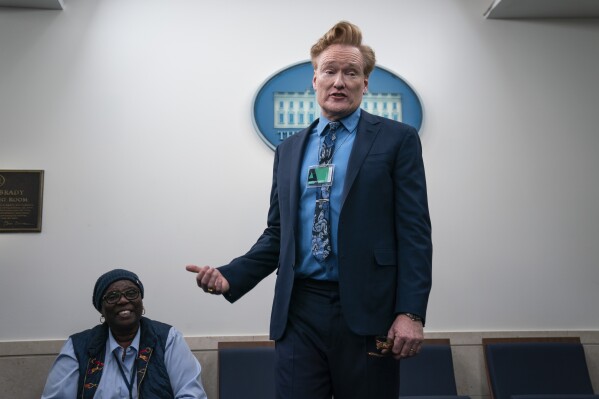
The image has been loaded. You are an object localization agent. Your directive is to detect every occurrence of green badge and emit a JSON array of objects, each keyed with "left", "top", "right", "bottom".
[{"left": 307, "top": 164, "right": 334, "bottom": 188}]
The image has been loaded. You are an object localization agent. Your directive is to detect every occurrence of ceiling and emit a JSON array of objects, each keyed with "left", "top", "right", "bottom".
[
  {"left": 485, "top": 0, "right": 599, "bottom": 19},
  {"left": 1, "top": 0, "right": 598, "bottom": 17},
  {"left": 0, "top": 0, "right": 63, "bottom": 10}
]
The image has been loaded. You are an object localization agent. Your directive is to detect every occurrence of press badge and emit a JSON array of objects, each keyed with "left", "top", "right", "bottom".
[{"left": 307, "top": 164, "right": 335, "bottom": 188}]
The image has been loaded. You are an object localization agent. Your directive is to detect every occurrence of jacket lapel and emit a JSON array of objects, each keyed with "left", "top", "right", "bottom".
[
  {"left": 81, "top": 324, "right": 109, "bottom": 399},
  {"left": 288, "top": 120, "right": 318, "bottom": 234},
  {"left": 136, "top": 318, "right": 155, "bottom": 393},
  {"left": 341, "top": 111, "right": 380, "bottom": 208}
]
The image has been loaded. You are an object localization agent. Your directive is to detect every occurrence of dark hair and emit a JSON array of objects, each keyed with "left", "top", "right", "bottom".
[{"left": 310, "top": 21, "right": 376, "bottom": 76}]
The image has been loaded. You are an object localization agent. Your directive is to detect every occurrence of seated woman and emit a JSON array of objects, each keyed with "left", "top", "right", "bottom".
[{"left": 42, "top": 269, "right": 208, "bottom": 398}]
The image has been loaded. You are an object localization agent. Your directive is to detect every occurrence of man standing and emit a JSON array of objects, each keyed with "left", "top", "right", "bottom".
[{"left": 187, "top": 21, "right": 432, "bottom": 399}]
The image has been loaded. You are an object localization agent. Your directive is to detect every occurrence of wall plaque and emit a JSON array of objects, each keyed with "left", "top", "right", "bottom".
[{"left": 0, "top": 170, "right": 44, "bottom": 232}]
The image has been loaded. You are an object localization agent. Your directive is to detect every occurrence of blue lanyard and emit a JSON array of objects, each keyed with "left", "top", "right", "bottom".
[{"left": 113, "top": 350, "right": 137, "bottom": 399}]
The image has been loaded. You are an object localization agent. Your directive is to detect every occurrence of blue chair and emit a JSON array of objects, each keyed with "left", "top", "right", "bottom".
[
  {"left": 400, "top": 338, "right": 470, "bottom": 399},
  {"left": 483, "top": 337, "right": 599, "bottom": 399},
  {"left": 218, "top": 341, "right": 276, "bottom": 399}
]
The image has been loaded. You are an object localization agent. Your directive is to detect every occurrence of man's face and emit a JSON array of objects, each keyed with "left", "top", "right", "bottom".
[{"left": 313, "top": 44, "right": 368, "bottom": 121}]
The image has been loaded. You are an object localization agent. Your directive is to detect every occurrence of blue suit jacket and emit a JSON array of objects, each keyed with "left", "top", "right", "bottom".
[{"left": 220, "top": 110, "right": 432, "bottom": 340}]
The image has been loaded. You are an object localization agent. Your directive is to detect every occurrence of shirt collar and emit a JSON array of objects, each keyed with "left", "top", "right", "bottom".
[
  {"left": 316, "top": 107, "right": 361, "bottom": 136},
  {"left": 108, "top": 326, "right": 141, "bottom": 354}
]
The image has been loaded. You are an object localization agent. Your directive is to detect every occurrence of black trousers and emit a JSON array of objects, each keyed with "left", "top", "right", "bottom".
[{"left": 275, "top": 279, "right": 400, "bottom": 399}]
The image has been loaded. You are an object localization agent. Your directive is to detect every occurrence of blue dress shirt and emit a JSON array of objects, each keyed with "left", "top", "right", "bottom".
[
  {"left": 295, "top": 108, "right": 360, "bottom": 281},
  {"left": 41, "top": 326, "right": 207, "bottom": 399}
]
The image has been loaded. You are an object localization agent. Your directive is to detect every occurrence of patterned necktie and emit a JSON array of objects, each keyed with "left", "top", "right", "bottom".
[{"left": 312, "top": 121, "right": 340, "bottom": 262}]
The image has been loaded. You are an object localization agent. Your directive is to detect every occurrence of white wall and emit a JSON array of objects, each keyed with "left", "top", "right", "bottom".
[{"left": 1, "top": 0, "right": 598, "bottom": 341}]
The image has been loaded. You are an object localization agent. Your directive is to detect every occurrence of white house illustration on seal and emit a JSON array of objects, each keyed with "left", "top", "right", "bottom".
[{"left": 273, "top": 89, "right": 403, "bottom": 129}]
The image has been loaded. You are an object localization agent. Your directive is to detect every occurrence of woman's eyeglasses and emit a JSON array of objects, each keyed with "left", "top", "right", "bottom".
[{"left": 103, "top": 289, "right": 140, "bottom": 304}]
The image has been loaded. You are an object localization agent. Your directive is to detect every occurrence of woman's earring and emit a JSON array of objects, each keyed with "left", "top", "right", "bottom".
[
  {"left": 100, "top": 315, "right": 105, "bottom": 324},
  {"left": 142, "top": 307, "right": 146, "bottom": 315}
]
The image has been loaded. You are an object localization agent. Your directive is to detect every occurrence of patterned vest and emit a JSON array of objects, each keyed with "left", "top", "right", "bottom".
[{"left": 71, "top": 316, "right": 174, "bottom": 399}]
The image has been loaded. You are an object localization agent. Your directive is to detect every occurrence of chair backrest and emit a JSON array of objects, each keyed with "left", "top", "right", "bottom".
[
  {"left": 483, "top": 337, "right": 596, "bottom": 399},
  {"left": 399, "top": 338, "right": 459, "bottom": 396},
  {"left": 218, "top": 341, "right": 276, "bottom": 399}
]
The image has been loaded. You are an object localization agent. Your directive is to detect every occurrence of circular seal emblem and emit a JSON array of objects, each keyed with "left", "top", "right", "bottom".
[
  {"left": 0, "top": 174, "right": 5, "bottom": 188},
  {"left": 252, "top": 61, "right": 424, "bottom": 150}
]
